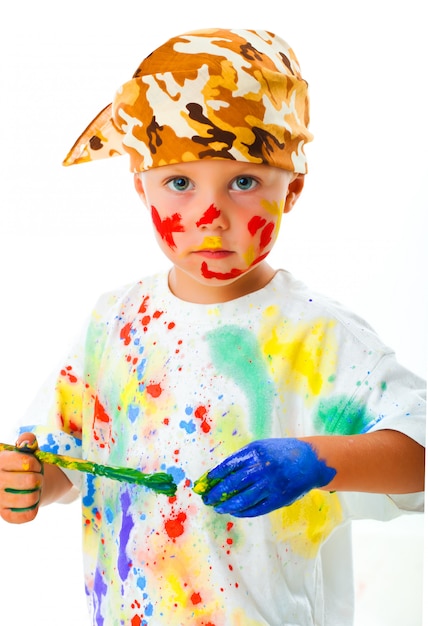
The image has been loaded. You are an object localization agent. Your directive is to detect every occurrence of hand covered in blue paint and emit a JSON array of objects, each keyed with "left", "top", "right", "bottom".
[{"left": 196, "top": 438, "right": 336, "bottom": 517}]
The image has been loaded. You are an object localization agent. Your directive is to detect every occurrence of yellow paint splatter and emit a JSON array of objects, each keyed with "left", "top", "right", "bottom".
[
  {"left": 55, "top": 373, "right": 85, "bottom": 435},
  {"left": 197, "top": 236, "right": 223, "bottom": 250},
  {"left": 270, "top": 490, "right": 343, "bottom": 558},
  {"left": 260, "top": 198, "right": 284, "bottom": 239},
  {"left": 243, "top": 242, "right": 256, "bottom": 267},
  {"left": 259, "top": 307, "right": 337, "bottom": 401}
]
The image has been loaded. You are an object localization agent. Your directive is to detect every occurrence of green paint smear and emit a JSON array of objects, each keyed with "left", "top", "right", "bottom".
[
  {"left": 193, "top": 471, "right": 218, "bottom": 495},
  {"left": 314, "top": 395, "right": 373, "bottom": 435},
  {"left": 0, "top": 442, "right": 177, "bottom": 497},
  {"left": 206, "top": 325, "right": 274, "bottom": 439},
  {"left": 193, "top": 471, "right": 237, "bottom": 502}
]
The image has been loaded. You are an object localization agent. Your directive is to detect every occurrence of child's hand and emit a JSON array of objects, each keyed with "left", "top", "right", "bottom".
[
  {"left": 0, "top": 433, "right": 43, "bottom": 524},
  {"left": 195, "top": 438, "right": 336, "bottom": 517}
]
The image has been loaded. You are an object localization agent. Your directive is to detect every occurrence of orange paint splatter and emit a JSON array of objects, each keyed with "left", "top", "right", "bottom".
[
  {"left": 138, "top": 295, "right": 150, "bottom": 313},
  {"left": 94, "top": 397, "right": 110, "bottom": 423},
  {"left": 194, "top": 405, "right": 211, "bottom": 433},
  {"left": 120, "top": 322, "right": 133, "bottom": 346},
  {"left": 146, "top": 383, "right": 162, "bottom": 398},
  {"left": 191, "top": 591, "right": 202, "bottom": 605},
  {"left": 165, "top": 512, "right": 187, "bottom": 540}
]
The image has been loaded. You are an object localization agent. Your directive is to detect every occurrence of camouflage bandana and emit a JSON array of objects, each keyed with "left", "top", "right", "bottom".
[{"left": 63, "top": 28, "right": 313, "bottom": 174}]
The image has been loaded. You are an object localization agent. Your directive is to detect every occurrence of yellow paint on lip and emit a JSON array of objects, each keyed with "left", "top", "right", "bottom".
[{"left": 196, "top": 236, "right": 223, "bottom": 250}]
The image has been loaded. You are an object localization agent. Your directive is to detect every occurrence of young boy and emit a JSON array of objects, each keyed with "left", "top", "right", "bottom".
[{"left": 0, "top": 28, "right": 425, "bottom": 626}]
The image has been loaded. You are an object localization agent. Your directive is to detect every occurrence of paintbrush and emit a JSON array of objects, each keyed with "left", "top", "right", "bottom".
[{"left": 0, "top": 442, "right": 177, "bottom": 496}]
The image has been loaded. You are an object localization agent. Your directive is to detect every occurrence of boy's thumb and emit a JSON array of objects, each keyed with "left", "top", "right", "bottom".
[{"left": 15, "top": 432, "right": 38, "bottom": 452}]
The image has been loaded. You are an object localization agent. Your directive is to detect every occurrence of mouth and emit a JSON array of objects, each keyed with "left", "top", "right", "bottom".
[
  {"left": 193, "top": 236, "right": 233, "bottom": 259},
  {"left": 193, "top": 249, "right": 234, "bottom": 259}
]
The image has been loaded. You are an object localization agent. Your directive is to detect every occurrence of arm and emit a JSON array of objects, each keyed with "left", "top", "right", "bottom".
[
  {"left": 303, "top": 429, "right": 425, "bottom": 494},
  {"left": 196, "top": 430, "right": 425, "bottom": 517},
  {"left": 0, "top": 433, "right": 73, "bottom": 524}
]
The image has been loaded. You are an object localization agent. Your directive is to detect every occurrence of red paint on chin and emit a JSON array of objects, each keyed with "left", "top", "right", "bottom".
[
  {"left": 201, "top": 262, "right": 244, "bottom": 280},
  {"left": 195, "top": 204, "right": 221, "bottom": 227},
  {"left": 151, "top": 206, "right": 184, "bottom": 249}
]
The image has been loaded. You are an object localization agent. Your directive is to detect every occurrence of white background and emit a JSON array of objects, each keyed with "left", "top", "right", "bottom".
[{"left": 0, "top": 1, "right": 426, "bottom": 624}]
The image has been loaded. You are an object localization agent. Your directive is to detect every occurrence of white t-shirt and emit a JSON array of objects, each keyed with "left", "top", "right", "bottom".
[{"left": 24, "top": 270, "right": 425, "bottom": 626}]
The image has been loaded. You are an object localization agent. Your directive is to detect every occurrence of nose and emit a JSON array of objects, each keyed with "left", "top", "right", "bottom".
[{"left": 195, "top": 203, "right": 229, "bottom": 230}]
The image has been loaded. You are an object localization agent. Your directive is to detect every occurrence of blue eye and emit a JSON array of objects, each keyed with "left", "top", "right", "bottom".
[
  {"left": 232, "top": 176, "right": 258, "bottom": 191},
  {"left": 167, "top": 177, "right": 192, "bottom": 191}
]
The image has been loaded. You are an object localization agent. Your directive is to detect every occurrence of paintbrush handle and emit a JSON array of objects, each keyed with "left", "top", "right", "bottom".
[{"left": 0, "top": 442, "right": 177, "bottom": 496}]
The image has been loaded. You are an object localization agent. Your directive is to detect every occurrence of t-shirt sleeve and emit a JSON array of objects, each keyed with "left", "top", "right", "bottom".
[{"left": 347, "top": 352, "right": 425, "bottom": 515}]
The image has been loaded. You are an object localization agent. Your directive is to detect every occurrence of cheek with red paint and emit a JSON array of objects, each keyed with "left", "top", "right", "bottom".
[
  {"left": 151, "top": 206, "right": 185, "bottom": 249},
  {"left": 247, "top": 215, "right": 276, "bottom": 252}
]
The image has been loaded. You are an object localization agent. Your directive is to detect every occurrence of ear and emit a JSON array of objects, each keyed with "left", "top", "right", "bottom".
[
  {"left": 283, "top": 174, "right": 305, "bottom": 214},
  {"left": 133, "top": 173, "right": 147, "bottom": 205}
]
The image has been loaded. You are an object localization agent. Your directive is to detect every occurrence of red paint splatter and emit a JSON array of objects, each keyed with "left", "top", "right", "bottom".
[
  {"left": 247, "top": 215, "right": 267, "bottom": 235},
  {"left": 196, "top": 204, "right": 221, "bottom": 227},
  {"left": 120, "top": 322, "right": 133, "bottom": 346},
  {"left": 94, "top": 396, "right": 110, "bottom": 423},
  {"left": 141, "top": 315, "right": 151, "bottom": 326},
  {"left": 194, "top": 405, "right": 211, "bottom": 433},
  {"left": 167, "top": 321, "right": 176, "bottom": 330},
  {"left": 153, "top": 310, "right": 163, "bottom": 319},
  {"left": 131, "top": 616, "right": 142, "bottom": 626},
  {"left": 191, "top": 592, "right": 202, "bottom": 605},
  {"left": 201, "top": 262, "right": 244, "bottom": 280},
  {"left": 151, "top": 206, "right": 184, "bottom": 249},
  {"left": 226, "top": 522, "right": 234, "bottom": 531},
  {"left": 165, "top": 511, "right": 187, "bottom": 540},
  {"left": 259, "top": 221, "right": 275, "bottom": 249},
  {"left": 249, "top": 251, "right": 269, "bottom": 267},
  {"left": 60, "top": 365, "right": 78, "bottom": 384},
  {"left": 59, "top": 411, "right": 81, "bottom": 436},
  {"left": 146, "top": 383, "right": 162, "bottom": 398},
  {"left": 138, "top": 295, "right": 150, "bottom": 313}
]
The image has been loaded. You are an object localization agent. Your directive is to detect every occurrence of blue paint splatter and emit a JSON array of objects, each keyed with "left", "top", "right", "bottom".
[
  {"left": 127, "top": 404, "right": 140, "bottom": 423},
  {"left": 93, "top": 567, "right": 108, "bottom": 626},
  {"left": 166, "top": 465, "right": 186, "bottom": 485},
  {"left": 83, "top": 475, "right": 96, "bottom": 507},
  {"left": 118, "top": 488, "right": 134, "bottom": 581},
  {"left": 179, "top": 419, "right": 196, "bottom": 434}
]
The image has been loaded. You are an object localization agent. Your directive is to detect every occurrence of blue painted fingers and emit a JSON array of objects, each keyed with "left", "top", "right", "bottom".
[{"left": 196, "top": 438, "right": 337, "bottom": 517}]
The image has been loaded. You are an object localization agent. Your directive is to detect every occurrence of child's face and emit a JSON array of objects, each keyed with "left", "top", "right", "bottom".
[{"left": 135, "top": 160, "right": 302, "bottom": 303}]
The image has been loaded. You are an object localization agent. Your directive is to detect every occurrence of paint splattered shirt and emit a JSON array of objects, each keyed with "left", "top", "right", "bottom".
[{"left": 26, "top": 270, "right": 425, "bottom": 626}]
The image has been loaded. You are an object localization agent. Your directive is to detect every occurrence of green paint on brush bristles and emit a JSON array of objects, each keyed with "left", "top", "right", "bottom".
[{"left": 0, "top": 442, "right": 177, "bottom": 497}]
